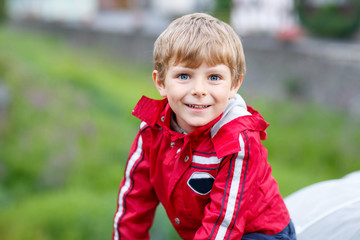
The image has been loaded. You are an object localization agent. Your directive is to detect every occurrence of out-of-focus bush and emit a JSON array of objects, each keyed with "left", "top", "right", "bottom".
[
  {"left": 213, "top": 0, "right": 232, "bottom": 23},
  {"left": 0, "top": 0, "right": 6, "bottom": 22},
  {"left": 0, "top": 189, "right": 114, "bottom": 240},
  {"left": 297, "top": 0, "right": 360, "bottom": 38}
]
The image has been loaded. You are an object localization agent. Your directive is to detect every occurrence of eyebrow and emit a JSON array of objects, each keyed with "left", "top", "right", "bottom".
[
  {"left": 171, "top": 65, "right": 193, "bottom": 71},
  {"left": 207, "top": 65, "right": 228, "bottom": 72},
  {"left": 169, "top": 67, "right": 196, "bottom": 75},
  {"left": 172, "top": 64, "right": 227, "bottom": 72}
]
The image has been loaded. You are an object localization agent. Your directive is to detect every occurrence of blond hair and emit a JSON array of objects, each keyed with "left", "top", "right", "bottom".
[{"left": 153, "top": 13, "right": 246, "bottom": 87}]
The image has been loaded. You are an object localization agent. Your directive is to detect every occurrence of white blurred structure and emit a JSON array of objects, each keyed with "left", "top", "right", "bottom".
[
  {"left": 5, "top": 0, "right": 213, "bottom": 34},
  {"left": 151, "top": 0, "right": 213, "bottom": 17},
  {"left": 6, "top": 0, "right": 299, "bottom": 37},
  {"left": 6, "top": 0, "right": 98, "bottom": 24},
  {"left": 6, "top": 0, "right": 212, "bottom": 23},
  {"left": 231, "top": 0, "right": 298, "bottom": 36},
  {"left": 285, "top": 171, "right": 360, "bottom": 240}
]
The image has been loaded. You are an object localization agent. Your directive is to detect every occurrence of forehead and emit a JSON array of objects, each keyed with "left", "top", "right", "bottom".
[{"left": 170, "top": 46, "right": 232, "bottom": 70}]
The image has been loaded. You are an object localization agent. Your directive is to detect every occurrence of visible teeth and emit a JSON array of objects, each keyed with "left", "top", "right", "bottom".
[{"left": 187, "top": 104, "right": 209, "bottom": 109}]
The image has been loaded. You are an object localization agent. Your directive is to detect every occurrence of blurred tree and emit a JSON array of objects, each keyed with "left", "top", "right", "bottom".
[
  {"left": 296, "top": 0, "right": 360, "bottom": 38},
  {"left": 213, "top": 0, "right": 232, "bottom": 23},
  {"left": 0, "top": 0, "right": 5, "bottom": 23}
]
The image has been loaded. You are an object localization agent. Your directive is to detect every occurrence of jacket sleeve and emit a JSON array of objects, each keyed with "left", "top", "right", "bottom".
[
  {"left": 112, "top": 126, "right": 159, "bottom": 240},
  {"left": 193, "top": 130, "right": 265, "bottom": 240}
]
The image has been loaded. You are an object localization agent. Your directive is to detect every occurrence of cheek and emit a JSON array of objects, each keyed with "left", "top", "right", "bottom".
[
  {"left": 167, "top": 84, "right": 186, "bottom": 98},
  {"left": 159, "top": 88, "right": 167, "bottom": 98},
  {"left": 213, "top": 87, "right": 232, "bottom": 101},
  {"left": 165, "top": 89, "right": 181, "bottom": 106}
]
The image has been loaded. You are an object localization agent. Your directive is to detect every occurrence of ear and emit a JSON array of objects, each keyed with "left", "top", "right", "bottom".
[
  {"left": 229, "top": 75, "right": 244, "bottom": 98},
  {"left": 152, "top": 70, "right": 167, "bottom": 97}
]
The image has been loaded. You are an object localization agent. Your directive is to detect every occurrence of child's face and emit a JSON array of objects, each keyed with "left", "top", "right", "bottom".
[{"left": 153, "top": 62, "right": 242, "bottom": 133}]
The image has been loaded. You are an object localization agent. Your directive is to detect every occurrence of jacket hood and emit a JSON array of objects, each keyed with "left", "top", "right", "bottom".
[
  {"left": 211, "top": 94, "right": 251, "bottom": 137},
  {"left": 210, "top": 94, "right": 269, "bottom": 158}
]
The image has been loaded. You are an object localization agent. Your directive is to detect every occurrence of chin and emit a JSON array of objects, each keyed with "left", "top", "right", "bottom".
[{"left": 191, "top": 120, "right": 211, "bottom": 129}]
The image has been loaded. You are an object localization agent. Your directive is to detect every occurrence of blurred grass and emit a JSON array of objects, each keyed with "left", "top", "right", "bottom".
[
  {"left": 0, "top": 25, "right": 359, "bottom": 239},
  {"left": 256, "top": 99, "right": 360, "bottom": 195}
]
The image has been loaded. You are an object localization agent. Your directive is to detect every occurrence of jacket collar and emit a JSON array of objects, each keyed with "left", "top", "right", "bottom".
[
  {"left": 132, "top": 95, "right": 220, "bottom": 139},
  {"left": 132, "top": 96, "right": 168, "bottom": 128},
  {"left": 132, "top": 94, "right": 269, "bottom": 158}
]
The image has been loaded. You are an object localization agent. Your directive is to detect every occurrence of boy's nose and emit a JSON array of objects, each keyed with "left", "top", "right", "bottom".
[{"left": 191, "top": 80, "right": 207, "bottom": 97}]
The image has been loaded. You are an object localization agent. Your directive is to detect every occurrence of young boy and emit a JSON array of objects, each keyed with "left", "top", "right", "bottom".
[{"left": 113, "top": 13, "right": 296, "bottom": 240}]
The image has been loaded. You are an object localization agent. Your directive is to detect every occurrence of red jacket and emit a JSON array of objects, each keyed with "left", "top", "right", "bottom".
[{"left": 113, "top": 94, "right": 290, "bottom": 240}]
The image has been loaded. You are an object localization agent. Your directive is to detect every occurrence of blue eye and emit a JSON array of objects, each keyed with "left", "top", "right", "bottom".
[
  {"left": 178, "top": 74, "right": 190, "bottom": 80},
  {"left": 209, "top": 75, "right": 220, "bottom": 81}
]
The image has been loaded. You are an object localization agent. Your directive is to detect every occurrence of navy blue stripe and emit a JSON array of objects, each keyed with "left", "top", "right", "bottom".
[
  {"left": 140, "top": 125, "right": 150, "bottom": 132},
  {"left": 209, "top": 154, "right": 235, "bottom": 240},
  {"left": 116, "top": 150, "right": 145, "bottom": 239},
  {"left": 190, "top": 165, "right": 219, "bottom": 170},
  {"left": 193, "top": 151, "right": 217, "bottom": 155},
  {"left": 226, "top": 131, "right": 250, "bottom": 240}
]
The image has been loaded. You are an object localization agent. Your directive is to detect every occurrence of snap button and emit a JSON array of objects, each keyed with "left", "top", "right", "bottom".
[
  {"left": 176, "top": 148, "right": 181, "bottom": 154},
  {"left": 174, "top": 217, "right": 180, "bottom": 225},
  {"left": 170, "top": 142, "right": 175, "bottom": 147},
  {"left": 161, "top": 116, "right": 165, "bottom": 122},
  {"left": 184, "top": 156, "right": 189, "bottom": 162}
]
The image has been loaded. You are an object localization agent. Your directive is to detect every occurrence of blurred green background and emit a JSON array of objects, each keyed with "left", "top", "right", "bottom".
[{"left": 1, "top": 25, "right": 360, "bottom": 240}]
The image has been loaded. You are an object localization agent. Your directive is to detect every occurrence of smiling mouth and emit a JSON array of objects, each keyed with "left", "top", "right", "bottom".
[{"left": 186, "top": 104, "right": 211, "bottom": 109}]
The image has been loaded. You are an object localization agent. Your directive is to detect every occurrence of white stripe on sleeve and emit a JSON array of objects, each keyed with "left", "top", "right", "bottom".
[
  {"left": 215, "top": 134, "right": 245, "bottom": 240},
  {"left": 113, "top": 135, "right": 143, "bottom": 240}
]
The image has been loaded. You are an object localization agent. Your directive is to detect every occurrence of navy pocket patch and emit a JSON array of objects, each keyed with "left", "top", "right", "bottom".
[{"left": 187, "top": 172, "right": 215, "bottom": 195}]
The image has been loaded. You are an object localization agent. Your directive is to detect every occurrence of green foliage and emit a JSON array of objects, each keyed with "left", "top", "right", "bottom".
[
  {"left": 297, "top": 0, "right": 360, "bottom": 38},
  {"left": 0, "top": 0, "right": 6, "bottom": 22},
  {"left": 251, "top": 99, "right": 360, "bottom": 196},
  {"left": 0, "top": 189, "right": 115, "bottom": 240},
  {"left": 0, "top": 27, "right": 162, "bottom": 239},
  {"left": 213, "top": 0, "right": 232, "bottom": 23},
  {"left": 0, "top": 26, "right": 360, "bottom": 239},
  {"left": 0, "top": 27, "right": 157, "bottom": 195}
]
